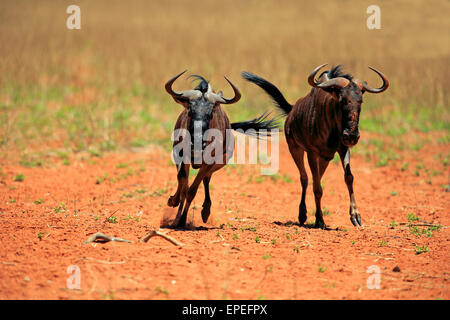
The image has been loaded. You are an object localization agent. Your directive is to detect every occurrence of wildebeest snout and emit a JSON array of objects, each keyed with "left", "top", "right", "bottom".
[{"left": 342, "top": 129, "right": 360, "bottom": 146}]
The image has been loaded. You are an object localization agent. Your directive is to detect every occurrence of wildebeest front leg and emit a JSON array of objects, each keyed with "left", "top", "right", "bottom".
[
  {"left": 201, "top": 174, "right": 212, "bottom": 223},
  {"left": 307, "top": 152, "right": 329, "bottom": 229},
  {"left": 175, "top": 164, "right": 218, "bottom": 228},
  {"left": 168, "top": 162, "right": 190, "bottom": 208},
  {"left": 338, "top": 147, "right": 362, "bottom": 226}
]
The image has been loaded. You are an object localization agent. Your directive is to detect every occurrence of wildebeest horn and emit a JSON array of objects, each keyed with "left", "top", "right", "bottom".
[
  {"left": 308, "top": 63, "right": 328, "bottom": 87},
  {"left": 308, "top": 63, "right": 350, "bottom": 89},
  {"left": 354, "top": 67, "right": 389, "bottom": 94},
  {"left": 165, "top": 70, "right": 202, "bottom": 101},
  {"left": 206, "top": 76, "right": 241, "bottom": 105},
  {"left": 220, "top": 76, "right": 241, "bottom": 104}
]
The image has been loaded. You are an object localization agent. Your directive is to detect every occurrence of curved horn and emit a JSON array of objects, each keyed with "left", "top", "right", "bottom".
[
  {"left": 165, "top": 70, "right": 202, "bottom": 101},
  {"left": 359, "top": 67, "right": 389, "bottom": 94},
  {"left": 165, "top": 70, "right": 187, "bottom": 98},
  {"left": 220, "top": 76, "right": 241, "bottom": 104},
  {"left": 308, "top": 63, "right": 328, "bottom": 87}
]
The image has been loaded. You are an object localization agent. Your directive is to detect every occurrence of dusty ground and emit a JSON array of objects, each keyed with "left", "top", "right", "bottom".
[{"left": 0, "top": 137, "right": 449, "bottom": 300}]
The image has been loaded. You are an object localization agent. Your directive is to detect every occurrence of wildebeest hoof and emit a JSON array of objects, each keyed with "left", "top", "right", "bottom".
[
  {"left": 201, "top": 203, "right": 211, "bottom": 223},
  {"left": 175, "top": 223, "right": 186, "bottom": 229},
  {"left": 173, "top": 219, "right": 186, "bottom": 229},
  {"left": 350, "top": 215, "right": 362, "bottom": 227},
  {"left": 168, "top": 195, "right": 179, "bottom": 207},
  {"left": 298, "top": 212, "right": 307, "bottom": 225},
  {"left": 315, "top": 220, "right": 326, "bottom": 229}
]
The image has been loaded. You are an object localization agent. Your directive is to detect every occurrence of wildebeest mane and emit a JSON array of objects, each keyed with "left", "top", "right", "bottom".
[
  {"left": 189, "top": 74, "right": 209, "bottom": 93},
  {"left": 328, "top": 65, "right": 353, "bottom": 81}
]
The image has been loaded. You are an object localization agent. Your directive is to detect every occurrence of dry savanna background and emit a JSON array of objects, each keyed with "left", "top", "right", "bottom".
[{"left": 0, "top": 0, "right": 449, "bottom": 300}]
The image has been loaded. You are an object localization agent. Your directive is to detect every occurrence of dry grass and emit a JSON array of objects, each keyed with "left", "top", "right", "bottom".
[{"left": 0, "top": 0, "right": 448, "bottom": 160}]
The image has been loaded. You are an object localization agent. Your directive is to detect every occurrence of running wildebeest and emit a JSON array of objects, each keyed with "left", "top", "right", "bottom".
[
  {"left": 165, "top": 71, "right": 278, "bottom": 228},
  {"left": 242, "top": 64, "right": 389, "bottom": 228}
]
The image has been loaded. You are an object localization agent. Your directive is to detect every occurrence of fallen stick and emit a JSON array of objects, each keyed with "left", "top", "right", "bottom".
[
  {"left": 139, "top": 229, "right": 184, "bottom": 247},
  {"left": 83, "top": 232, "right": 133, "bottom": 244},
  {"left": 399, "top": 223, "right": 445, "bottom": 228}
]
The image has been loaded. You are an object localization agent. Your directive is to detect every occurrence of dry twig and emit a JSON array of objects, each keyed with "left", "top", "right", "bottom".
[
  {"left": 83, "top": 232, "right": 132, "bottom": 244},
  {"left": 139, "top": 229, "right": 184, "bottom": 247}
]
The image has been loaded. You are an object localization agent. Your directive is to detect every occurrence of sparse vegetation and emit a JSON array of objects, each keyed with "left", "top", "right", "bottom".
[
  {"left": 378, "top": 240, "right": 388, "bottom": 247},
  {"left": 318, "top": 264, "right": 327, "bottom": 273},
  {"left": 13, "top": 174, "right": 25, "bottom": 182},
  {"left": 53, "top": 202, "right": 66, "bottom": 213},
  {"left": 154, "top": 286, "right": 169, "bottom": 295},
  {"left": 414, "top": 246, "right": 429, "bottom": 255},
  {"left": 408, "top": 213, "right": 420, "bottom": 222},
  {"left": 150, "top": 188, "right": 168, "bottom": 197},
  {"left": 108, "top": 216, "right": 118, "bottom": 224}
]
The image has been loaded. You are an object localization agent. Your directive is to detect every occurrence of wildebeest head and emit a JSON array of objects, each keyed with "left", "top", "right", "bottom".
[
  {"left": 165, "top": 71, "right": 241, "bottom": 155},
  {"left": 308, "top": 64, "right": 389, "bottom": 147}
]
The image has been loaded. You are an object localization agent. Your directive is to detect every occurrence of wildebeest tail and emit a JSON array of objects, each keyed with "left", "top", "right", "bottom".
[
  {"left": 241, "top": 71, "right": 293, "bottom": 116},
  {"left": 231, "top": 112, "right": 280, "bottom": 137}
]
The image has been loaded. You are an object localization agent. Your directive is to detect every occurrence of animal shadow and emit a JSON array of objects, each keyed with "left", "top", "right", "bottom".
[{"left": 272, "top": 220, "right": 337, "bottom": 231}]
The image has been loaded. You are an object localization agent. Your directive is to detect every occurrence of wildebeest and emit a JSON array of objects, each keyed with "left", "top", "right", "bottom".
[
  {"left": 242, "top": 64, "right": 389, "bottom": 228},
  {"left": 165, "top": 70, "right": 278, "bottom": 228}
]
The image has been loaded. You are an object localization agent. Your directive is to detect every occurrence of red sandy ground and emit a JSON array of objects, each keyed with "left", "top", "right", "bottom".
[{"left": 0, "top": 138, "right": 449, "bottom": 300}]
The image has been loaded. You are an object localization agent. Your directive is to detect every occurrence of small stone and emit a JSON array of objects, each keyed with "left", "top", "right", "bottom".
[{"left": 24, "top": 276, "right": 30, "bottom": 282}]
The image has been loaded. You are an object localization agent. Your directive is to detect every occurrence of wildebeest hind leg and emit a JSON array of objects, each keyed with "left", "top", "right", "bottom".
[
  {"left": 288, "top": 144, "right": 308, "bottom": 225},
  {"left": 307, "top": 152, "right": 329, "bottom": 229}
]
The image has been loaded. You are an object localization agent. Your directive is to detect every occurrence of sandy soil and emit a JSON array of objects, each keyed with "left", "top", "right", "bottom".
[{"left": 0, "top": 139, "right": 449, "bottom": 300}]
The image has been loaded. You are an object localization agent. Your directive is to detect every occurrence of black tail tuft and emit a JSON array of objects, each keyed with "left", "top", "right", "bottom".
[
  {"left": 241, "top": 71, "right": 293, "bottom": 116},
  {"left": 231, "top": 112, "right": 281, "bottom": 137}
]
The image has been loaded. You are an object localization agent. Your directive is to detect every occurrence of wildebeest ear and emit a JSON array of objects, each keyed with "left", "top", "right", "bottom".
[{"left": 214, "top": 91, "right": 224, "bottom": 107}]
